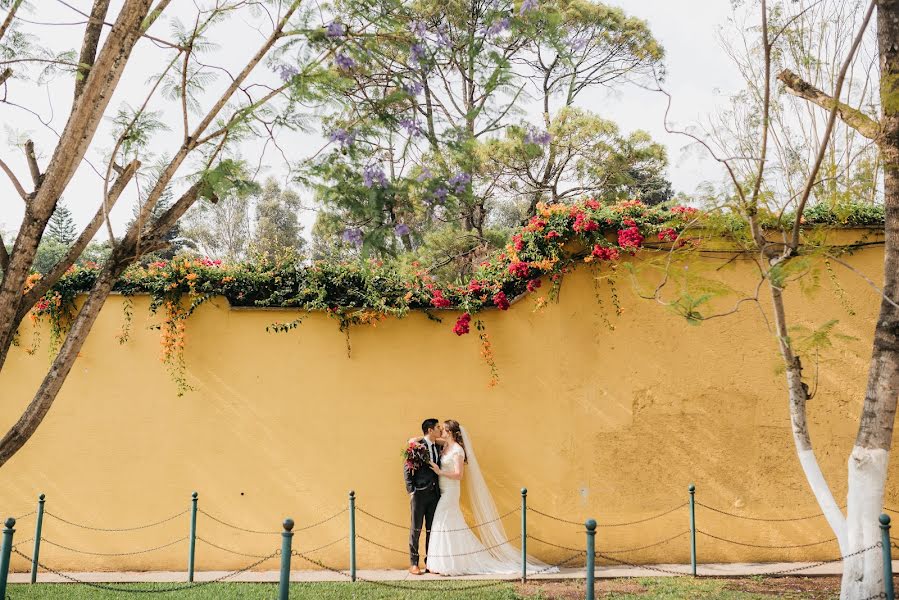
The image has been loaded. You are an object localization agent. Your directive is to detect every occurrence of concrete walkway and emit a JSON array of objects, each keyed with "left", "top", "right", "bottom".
[{"left": 10, "top": 561, "right": 897, "bottom": 584}]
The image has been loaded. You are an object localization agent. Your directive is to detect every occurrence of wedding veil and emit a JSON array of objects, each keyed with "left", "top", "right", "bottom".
[{"left": 459, "top": 425, "right": 554, "bottom": 572}]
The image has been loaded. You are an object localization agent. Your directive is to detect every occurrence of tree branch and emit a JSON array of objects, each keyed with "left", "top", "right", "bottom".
[
  {"left": 778, "top": 68, "right": 881, "bottom": 141},
  {"left": 20, "top": 160, "right": 140, "bottom": 311},
  {"left": 74, "top": 0, "right": 112, "bottom": 101},
  {"left": 0, "top": 233, "right": 9, "bottom": 273},
  {"left": 24, "top": 140, "right": 41, "bottom": 187},
  {"left": 0, "top": 0, "right": 24, "bottom": 45},
  {"left": 0, "top": 67, "right": 11, "bottom": 87},
  {"left": 0, "top": 156, "right": 28, "bottom": 200}
]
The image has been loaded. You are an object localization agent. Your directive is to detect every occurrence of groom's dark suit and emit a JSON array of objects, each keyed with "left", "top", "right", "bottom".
[{"left": 404, "top": 437, "right": 441, "bottom": 567}]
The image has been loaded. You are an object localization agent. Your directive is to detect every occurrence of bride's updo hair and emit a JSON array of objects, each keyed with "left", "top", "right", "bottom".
[{"left": 443, "top": 420, "right": 467, "bottom": 463}]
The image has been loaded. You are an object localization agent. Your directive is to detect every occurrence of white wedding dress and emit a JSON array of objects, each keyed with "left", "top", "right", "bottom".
[{"left": 425, "top": 427, "right": 557, "bottom": 576}]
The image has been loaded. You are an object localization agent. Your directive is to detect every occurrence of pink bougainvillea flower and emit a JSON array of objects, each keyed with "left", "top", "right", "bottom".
[
  {"left": 431, "top": 290, "right": 451, "bottom": 308},
  {"left": 526, "top": 278, "right": 542, "bottom": 292},
  {"left": 453, "top": 313, "right": 471, "bottom": 335},
  {"left": 617, "top": 226, "right": 644, "bottom": 249},
  {"left": 658, "top": 228, "right": 678, "bottom": 242},
  {"left": 493, "top": 291, "right": 510, "bottom": 310},
  {"left": 591, "top": 245, "right": 620, "bottom": 261},
  {"left": 508, "top": 261, "right": 530, "bottom": 278}
]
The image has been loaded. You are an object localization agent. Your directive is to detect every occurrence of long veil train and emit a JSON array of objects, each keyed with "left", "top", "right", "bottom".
[{"left": 460, "top": 426, "right": 558, "bottom": 573}]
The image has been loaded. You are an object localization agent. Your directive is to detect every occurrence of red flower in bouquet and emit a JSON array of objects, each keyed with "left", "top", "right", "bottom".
[
  {"left": 526, "top": 278, "right": 542, "bottom": 292},
  {"left": 544, "top": 230, "right": 561, "bottom": 240},
  {"left": 453, "top": 313, "right": 471, "bottom": 335},
  {"left": 493, "top": 291, "right": 510, "bottom": 310},
  {"left": 512, "top": 234, "right": 524, "bottom": 252},
  {"left": 403, "top": 441, "right": 430, "bottom": 473},
  {"left": 585, "top": 198, "right": 600, "bottom": 210},
  {"left": 508, "top": 261, "right": 530, "bottom": 278}
]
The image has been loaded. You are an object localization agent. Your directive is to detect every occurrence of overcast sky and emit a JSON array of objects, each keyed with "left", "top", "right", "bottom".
[{"left": 0, "top": 0, "right": 742, "bottom": 240}]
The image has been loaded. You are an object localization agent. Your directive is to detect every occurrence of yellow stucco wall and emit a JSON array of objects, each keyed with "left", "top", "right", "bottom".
[{"left": 0, "top": 232, "right": 892, "bottom": 573}]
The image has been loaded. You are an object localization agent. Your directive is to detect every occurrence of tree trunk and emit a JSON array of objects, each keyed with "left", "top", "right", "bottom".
[
  {"left": 0, "top": 0, "right": 152, "bottom": 371},
  {"left": 842, "top": 2, "right": 899, "bottom": 597}
]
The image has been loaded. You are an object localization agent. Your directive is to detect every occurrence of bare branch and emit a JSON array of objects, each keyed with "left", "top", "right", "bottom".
[
  {"left": 74, "top": 0, "right": 112, "bottom": 101},
  {"left": 0, "top": 0, "right": 24, "bottom": 44},
  {"left": 20, "top": 160, "right": 140, "bottom": 311},
  {"left": 0, "top": 156, "right": 28, "bottom": 200},
  {"left": 791, "top": 0, "right": 876, "bottom": 250},
  {"left": 826, "top": 253, "right": 899, "bottom": 310},
  {"left": 23, "top": 140, "right": 41, "bottom": 187},
  {"left": 0, "top": 67, "right": 10, "bottom": 87},
  {"left": 778, "top": 68, "right": 881, "bottom": 141}
]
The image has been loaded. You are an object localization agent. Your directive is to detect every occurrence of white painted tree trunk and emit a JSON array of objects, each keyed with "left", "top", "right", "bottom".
[{"left": 841, "top": 447, "right": 889, "bottom": 599}]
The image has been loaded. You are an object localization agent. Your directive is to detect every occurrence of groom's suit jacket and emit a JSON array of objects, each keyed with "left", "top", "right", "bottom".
[{"left": 403, "top": 438, "right": 441, "bottom": 494}]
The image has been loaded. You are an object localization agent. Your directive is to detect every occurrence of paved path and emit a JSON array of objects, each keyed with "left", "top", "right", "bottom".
[{"left": 9, "top": 561, "right": 896, "bottom": 584}]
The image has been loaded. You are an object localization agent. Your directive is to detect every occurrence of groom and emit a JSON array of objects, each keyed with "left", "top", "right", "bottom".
[{"left": 404, "top": 418, "right": 442, "bottom": 575}]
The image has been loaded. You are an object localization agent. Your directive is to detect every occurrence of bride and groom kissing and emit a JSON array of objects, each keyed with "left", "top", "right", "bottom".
[{"left": 403, "top": 418, "right": 556, "bottom": 577}]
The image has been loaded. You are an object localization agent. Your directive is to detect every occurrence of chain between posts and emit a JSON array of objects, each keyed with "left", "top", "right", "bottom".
[
  {"left": 197, "top": 507, "right": 346, "bottom": 535},
  {"left": 40, "top": 536, "right": 188, "bottom": 557},
  {"left": 528, "top": 504, "right": 688, "bottom": 527},
  {"left": 355, "top": 506, "right": 517, "bottom": 532},
  {"left": 44, "top": 510, "right": 190, "bottom": 533},
  {"left": 11, "top": 547, "right": 278, "bottom": 594}
]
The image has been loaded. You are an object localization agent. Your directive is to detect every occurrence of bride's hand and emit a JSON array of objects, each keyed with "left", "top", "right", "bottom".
[{"left": 429, "top": 461, "right": 441, "bottom": 474}]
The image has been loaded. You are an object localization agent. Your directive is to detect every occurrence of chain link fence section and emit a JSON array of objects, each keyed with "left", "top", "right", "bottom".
[
  {"left": 40, "top": 536, "right": 188, "bottom": 557},
  {"left": 44, "top": 509, "right": 189, "bottom": 533},
  {"left": 10, "top": 547, "right": 279, "bottom": 594},
  {"left": 528, "top": 503, "right": 687, "bottom": 528},
  {"left": 355, "top": 506, "right": 518, "bottom": 533},
  {"left": 292, "top": 548, "right": 585, "bottom": 593}
]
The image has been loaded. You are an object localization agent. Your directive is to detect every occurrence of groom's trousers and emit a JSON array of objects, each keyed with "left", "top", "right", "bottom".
[{"left": 409, "top": 487, "right": 440, "bottom": 566}]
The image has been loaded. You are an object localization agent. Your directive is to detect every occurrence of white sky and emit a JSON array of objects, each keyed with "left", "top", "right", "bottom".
[{"left": 0, "top": 0, "right": 741, "bottom": 241}]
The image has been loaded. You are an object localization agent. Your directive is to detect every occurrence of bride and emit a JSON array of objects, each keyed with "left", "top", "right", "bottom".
[{"left": 421, "top": 419, "right": 556, "bottom": 576}]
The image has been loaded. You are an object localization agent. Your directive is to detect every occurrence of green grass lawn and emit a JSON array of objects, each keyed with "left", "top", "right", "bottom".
[{"left": 5, "top": 577, "right": 841, "bottom": 599}]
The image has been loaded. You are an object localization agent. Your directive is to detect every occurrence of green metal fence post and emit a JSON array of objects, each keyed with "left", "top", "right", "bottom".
[
  {"left": 188, "top": 491, "right": 198, "bottom": 582},
  {"left": 521, "top": 487, "right": 527, "bottom": 583},
  {"left": 585, "top": 519, "right": 596, "bottom": 600},
  {"left": 689, "top": 484, "right": 696, "bottom": 577},
  {"left": 279, "top": 518, "right": 294, "bottom": 600},
  {"left": 881, "top": 513, "right": 894, "bottom": 600},
  {"left": 0, "top": 517, "right": 16, "bottom": 599},
  {"left": 30, "top": 493, "right": 45, "bottom": 583},
  {"left": 349, "top": 490, "right": 356, "bottom": 582}
]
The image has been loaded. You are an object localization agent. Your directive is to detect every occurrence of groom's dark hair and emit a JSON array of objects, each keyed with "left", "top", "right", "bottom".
[{"left": 421, "top": 418, "right": 439, "bottom": 435}]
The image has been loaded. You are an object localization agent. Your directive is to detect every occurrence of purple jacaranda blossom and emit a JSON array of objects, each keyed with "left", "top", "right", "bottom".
[
  {"left": 416, "top": 166, "right": 433, "bottom": 182},
  {"left": 362, "top": 164, "right": 389, "bottom": 188},
  {"left": 567, "top": 30, "right": 590, "bottom": 51},
  {"left": 410, "top": 20, "right": 427, "bottom": 37},
  {"left": 524, "top": 128, "right": 552, "bottom": 145},
  {"left": 342, "top": 228, "right": 363, "bottom": 246},
  {"left": 434, "top": 25, "right": 451, "bottom": 48},
  {"left": 400, "top": 118, "right": 423, "bottom": 137},
  {"left": 328, "top": 128, "right": 356, "bottom": 148},
  {"left": 484, "top": 17, "right": 510, "bottom": 37},
  {"left": 278, "top": 64, "right": 299, "bottom": 82},
  {"left": 520, "top": 0, "right": 538, "bottom": 14},
  {"left": 326, "top": 21, "right": 347, "bottom": 39},
  {"left": 394, "top": 223, "right": 411, "bottom": 236},
  {"left": 426, "top": 186, "right": 448, "bottom": 205},
  {"left": 403, "top": 80, "right": 424, "bottom": 96},
  {"left": 448, "top": 172, "right": 471, "bottom": 194},
  {"left": 335, "top": 52, "right": 356, "bottom": 71},
  {"left": 409, "top": 43, "right": 428, "bottom": 65}
]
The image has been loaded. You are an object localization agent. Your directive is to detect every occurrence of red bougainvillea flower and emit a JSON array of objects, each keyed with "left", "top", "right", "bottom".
[
  {"left": 512, "top": 234, "right": 524, "bottom": 252},
  {"left": 431, "top": 290, "right": 451, "bottom": 308},
  {"left": 468, "top": 280, "right": 483, "bottom": 293},
  {"left": 508, "top": 261, "right": 530, "bottom": 278},
  {"left": 585, "top": 198, "right": 600, "bottom": 210},
  {"left": 526, "top": 278, "right": 542, "bottom": 292},
  {"left": 453, "top": 313, "right": 471, "bottom": 335},
  {"left": 617, "top": 226, "right": 644, "bottom": 249},
  {"left": 658, "top": 227, "right": 678, "bottom": 242},
  {"left": 493, "top": 291, "right": 510, "bottom": 310},
  {"left": 544, "top": 230, "right": 561, "bottom": 240},
  {"left": 622, "top": 218, "right": 637, "bottom": 227},
  {"left": 572, "top": 212, "right": 599, "bottom": 233},
  {"left": 525, "top": 217, "right": 546, "bottom": 232},
  {"left": 592, "top": 245, "right": 621, "bottom": 261},
  {"left": 671, "top": 205, "right": 698, "bottom": 216}
]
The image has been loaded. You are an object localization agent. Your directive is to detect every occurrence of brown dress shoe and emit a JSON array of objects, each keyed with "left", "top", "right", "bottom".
[{"left": 409, "top": 565, "right": 422, "bottom": 575}]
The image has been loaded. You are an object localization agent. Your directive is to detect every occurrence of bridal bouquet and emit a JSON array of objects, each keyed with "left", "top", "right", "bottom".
[{"left": 403, "top": 441, "right": 429, "bottom": 473}]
